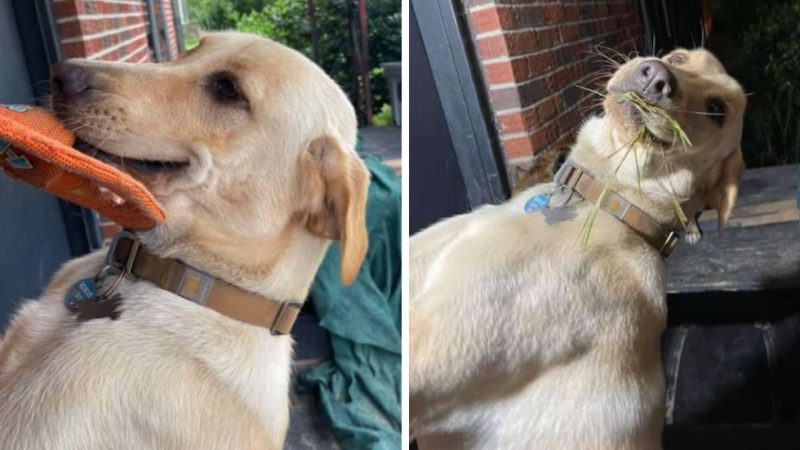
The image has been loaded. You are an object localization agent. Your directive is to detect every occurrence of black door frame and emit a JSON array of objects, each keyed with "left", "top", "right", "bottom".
[
  {"left": 10, "top": 0, "right": 102, "bottom": 255},
  {"left": 410, "top": 0, "right": 510, "bottom": 207}
]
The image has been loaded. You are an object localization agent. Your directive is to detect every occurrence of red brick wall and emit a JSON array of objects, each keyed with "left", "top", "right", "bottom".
[
  {"left": 154, "top": 0, "right": 180, "bottom": 59},
  {"left": 463, "top": 0, "right": 642, "bottom": 183},
  {"left": 53, "top": 0, "right": 181, "bottom": 63},
  {"left": 51, "top": 0, "right": 183, "bottom": 242}
]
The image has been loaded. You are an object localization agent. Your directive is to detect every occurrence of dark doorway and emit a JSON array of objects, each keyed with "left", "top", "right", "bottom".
[
  {"left": 409, "top": 0, "right": 509, "bottom": 234},
  {"left": 0, "top": 0, "right": 99, "bottom": 330}
]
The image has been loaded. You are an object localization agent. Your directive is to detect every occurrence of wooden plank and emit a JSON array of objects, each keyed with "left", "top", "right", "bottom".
[
  {"left": 666, "top": 164, "right": 800, "bottom": 294},
  {"left": 698, "top": 199, "right": 799, "bottom": 228},
  {"left": 734, "top": 164, "right": 798, "bottom": 207},
  {"left": 666, "top": 221, "right": 800, "bottom": 293}
]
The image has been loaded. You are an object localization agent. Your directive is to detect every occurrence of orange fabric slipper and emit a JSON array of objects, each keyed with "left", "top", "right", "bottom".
[{"left": 0, "top": 104, "right": 165, "bottom": 230}]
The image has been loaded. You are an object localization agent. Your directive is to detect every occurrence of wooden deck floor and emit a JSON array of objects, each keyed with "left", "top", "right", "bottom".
[{"left": 666, "top": 164, "right": 799, "bottom": 294}]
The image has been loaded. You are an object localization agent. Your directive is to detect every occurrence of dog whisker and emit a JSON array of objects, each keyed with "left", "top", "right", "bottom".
[{"left": 677, "top": 109, "right": 725, "bottom": 117}]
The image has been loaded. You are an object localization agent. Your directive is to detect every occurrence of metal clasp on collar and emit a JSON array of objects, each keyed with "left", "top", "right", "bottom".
[
  {"left": 550, "top": 161, "right": 581, "bottom": 208},
  {"left": 660, "top": 231, "right": 680, "bottom": 257},
  {"left": 554, "top": 160, "right": 576, "bottom": 188},
  {"left": 105, "top": 230, "right": 141, "bottom": 276},
  {"left": 96, "top": 231, "right": 141, "bottom": 300},
  {"left": 271, "top": 302, "right": 302, "bottom": 335}
]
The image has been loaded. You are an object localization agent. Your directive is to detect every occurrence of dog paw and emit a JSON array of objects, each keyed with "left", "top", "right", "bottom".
[{"left": 685, "top": 230, "right": 702, "bottom": 245}]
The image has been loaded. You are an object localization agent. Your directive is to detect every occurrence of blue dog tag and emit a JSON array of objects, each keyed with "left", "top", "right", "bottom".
[
  {"left": 524, "top": 193, "right": 550, "bottom": 213},
  {"left": 2, "top": 104, "right": 32, "bottom": 113},
  {"left": 65, "top": 278, "right": 97, "bottom": 312}
]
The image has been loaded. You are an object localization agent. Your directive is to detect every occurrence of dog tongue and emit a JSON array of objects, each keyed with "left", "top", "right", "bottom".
[{"left": 0, "top": 104, "right": 165, "bottom": 230}]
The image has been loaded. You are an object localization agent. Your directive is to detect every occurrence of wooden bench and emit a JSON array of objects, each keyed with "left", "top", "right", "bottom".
[{"left": 663, "top": 164, "right": 800, "bottom": 449}]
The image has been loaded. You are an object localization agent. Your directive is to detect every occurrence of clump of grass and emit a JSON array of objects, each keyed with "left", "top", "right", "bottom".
[
  {"left": 617, "top": 91, "right": 692, "bottom": 148},
  {"left": 579, "top": 131, "right": 640, "bottom": 247},
  {"left": 578, "top": 91, "right": 693, "bottom": 248}
]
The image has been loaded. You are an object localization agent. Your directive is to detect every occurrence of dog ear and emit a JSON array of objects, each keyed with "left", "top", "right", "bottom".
[
  {"left": 303, "top": 135, "right": 370, "bottom": 285},
  {"left": 703, "top": 148, "right": 745, "bottom": 231}
]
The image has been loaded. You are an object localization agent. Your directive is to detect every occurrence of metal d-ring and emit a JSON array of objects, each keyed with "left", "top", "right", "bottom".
[
  {"left": 94, "top": 265, "right": 128, "bottom": 302},
  {"left": 93, "top": 231, "right": 141, "bottom": 301},
  {"left": 548, "top": 185, "right": 577, "bottom": 209}
]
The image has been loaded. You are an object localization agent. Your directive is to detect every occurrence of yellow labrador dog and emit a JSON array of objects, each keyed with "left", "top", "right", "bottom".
[
  {"left": 410, "top": 49, "right": 745, "bottom": 449},
  {"left": 0, "top": 32, "right": 368, "bottom": 449}
]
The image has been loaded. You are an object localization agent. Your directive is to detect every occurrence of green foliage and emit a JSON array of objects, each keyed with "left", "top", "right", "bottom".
[
  {"left": 717, "top": 0, "right": 800, "bottom": 166},
  {"left": 236, "top": 0, "right": 310, "bottom": 53},
  {"left": 184, "top": 34, "right": 200, "bottom": 50},
  {"left": 237, "top": 0, "right": 352, "bottom": 101},
  {"left": 187, "top": 0, "right": 269, "bottom": 29},
  {"left": 363, "top": 0, "right": 401, "bottom": 115},
  {"left": 372, "top": 103, "right": 394, "bottom": 126},
  {"left": 186, "top": 0, "right": 400, "bottom": 125}
]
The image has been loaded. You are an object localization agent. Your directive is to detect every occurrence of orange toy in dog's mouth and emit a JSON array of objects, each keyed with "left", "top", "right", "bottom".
[{"left": 0, "top": 104, "right": 165, "bottom": 229}]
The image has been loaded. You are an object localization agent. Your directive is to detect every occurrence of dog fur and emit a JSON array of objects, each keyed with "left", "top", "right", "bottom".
[
  {"left": 0, "top": 32, "right": 369, "bottom": 449},
  {"left": 410, "top": 49, "right": 746, "bottom": 449}
]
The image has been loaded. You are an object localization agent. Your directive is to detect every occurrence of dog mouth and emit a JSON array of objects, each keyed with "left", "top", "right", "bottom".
[
  {"left": 640, "top": 123, "right": 672, "bottom": 146},
  {"left": 615, "top": 100, "right": 676, "bottom": 147},
  {"left": 74, "top": 138, "right": 189, "bottom": 174}
]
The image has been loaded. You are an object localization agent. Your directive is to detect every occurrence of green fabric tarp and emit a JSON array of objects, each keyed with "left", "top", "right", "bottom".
[{"left": 298, "top": 156, "right": 401, "bottom": 450}]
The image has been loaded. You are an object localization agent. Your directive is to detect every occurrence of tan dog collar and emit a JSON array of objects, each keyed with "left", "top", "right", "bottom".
[
  {"left": 98, "top": 231, "right": 301, "bottom": 334},
  {"left": 554, "top": 161, "right": 680, "bottom": 256}
]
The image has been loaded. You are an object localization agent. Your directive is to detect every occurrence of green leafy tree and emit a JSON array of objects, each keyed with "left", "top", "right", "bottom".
[
  {"left": 187, "top": 0, "right": 400, "bottom": 125},
  {"left": 187, "top": 0, "right": 269, "bottom": 29},
  {"left": 715, "top": 0, "right": 800, "bottom": 166}
]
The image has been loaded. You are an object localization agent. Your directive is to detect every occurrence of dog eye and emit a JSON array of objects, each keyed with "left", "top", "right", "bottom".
[
  {"left": 706, "top": 98, "right": 726, "bottom": 126},
  {"left": 208, "top": 73, "right": 246, "bottom": 106},
  {"left": 214, "top": 77, "right": 239, "bottom": 100},
  {"left": 667, "top": 53, "right": 687, "bottom": 65}
]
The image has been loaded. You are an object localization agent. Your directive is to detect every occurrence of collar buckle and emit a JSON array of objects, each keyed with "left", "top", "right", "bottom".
[
  {"left": 95, "top": 231, "right": 141, "bottom": 301},
  {"left": 659, "top": 231, "right": 680, "bottom": 257},
  {"left": 271, "top": 302, "right": 302, "bottom": 335},
  {"left": 105, "top": 230, "right": 141, "bottom": 277},
  {"left": 554, "top": 160, "right": 577, "bottom": 188}
]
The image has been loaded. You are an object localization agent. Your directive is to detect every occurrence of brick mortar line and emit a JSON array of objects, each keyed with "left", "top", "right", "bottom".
[
  {"left": 54, "top": 0, "right": 144, "bottom": 3},
  {"left": 494, "top": 93, "right": 556, "bottom": 117},
  {"left": 507, "top": 155, "right": 534, "bottom": 166},
  {"left": 468, "top": 3, "right": 496, "bottom": 13},
  {"left": 487, "top": 44, "right": 606, "bottom": 99},
  {"left": 490, "top": 81, "right": 518, "bottom": 90},
  {"left": 501, "top": 130, "right": 533, "bottom": 140},
  {"left": 467, "top": 1, "right": 630, "bottom": 14},
  {"left": 57, "top": 12, "right": 144, "bottom": 23},
  {"left": 503, "top": 69, "right": 602, "bottom": 129},
  {"left": 498, "top": 78, "right": 599, "bottom": 141},
  {"left": 61, "top": 22, "right": 146, "bottom": 43},
  {"left": 485, "top": 28, "right": 636, "bottom": 89},
  {"left": 506, "top": 120, "right": 584, "bottom": 163},
  {"left": 487, "top": 51, "right": 595, "bottom": 92},
  {"left": 474, "top": 14, "right": 632, "bottom": 41},
  {"left": 119, "top": 43, "right": 150, "bottom": 62},
  {"left": 493, "top": 37, "right": 638, "bottom": 131},
  {"left": 87, "top": 33, "right": 148, "bottom": 60},
  {"left": 478, "top": 24, "right": 630, "bottom": 66},
  {"left": 474, "top": 29, "right": 505, "bottom": 40}
]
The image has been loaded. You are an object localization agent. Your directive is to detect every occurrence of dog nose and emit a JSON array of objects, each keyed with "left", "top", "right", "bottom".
[
  {"left": 635, "top": 60, "right": 675, "bottom": 102},
  {"left": 50, "top": 62, "right": 93, "bottom": 99}
]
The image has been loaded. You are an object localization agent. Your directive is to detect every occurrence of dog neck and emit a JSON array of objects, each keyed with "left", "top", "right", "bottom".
[
  {"left": 569, "top": 117, "right": 698, "bottom": 230},
  {"left": 139, "top": 218, "right": 331, "bottom": 304}
]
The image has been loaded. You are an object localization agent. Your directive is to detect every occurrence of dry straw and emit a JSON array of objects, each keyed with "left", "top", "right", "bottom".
[{"left": 578, "top": 91, "right": 692, "bottom": 247}]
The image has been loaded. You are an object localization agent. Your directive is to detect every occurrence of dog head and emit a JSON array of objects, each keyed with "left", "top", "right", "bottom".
[
  {"left": 51, "top": 32, "right": 369, "bottom": 287},
  {"left": 596, "top": 48, "right": 746, "bottom": 229}
]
